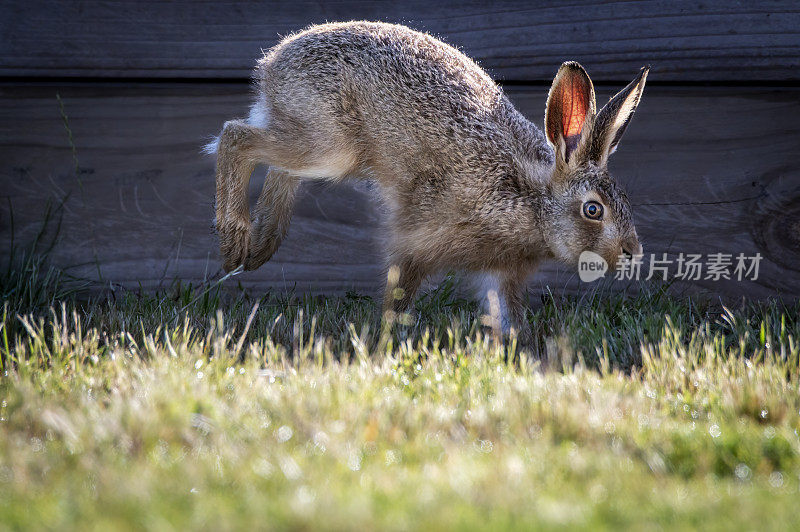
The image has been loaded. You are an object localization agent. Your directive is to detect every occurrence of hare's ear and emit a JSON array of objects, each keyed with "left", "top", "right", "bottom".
[
  {"left": 545, "top": 62, "right": 596, "bottom": 165},
  {"left": 589, "top": 66, "right": 649, "bottom": 165}
]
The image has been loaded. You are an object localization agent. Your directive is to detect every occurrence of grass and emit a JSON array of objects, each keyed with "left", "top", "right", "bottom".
[{"left": 1, "top": 255, "right": 800, "bottom": 530}]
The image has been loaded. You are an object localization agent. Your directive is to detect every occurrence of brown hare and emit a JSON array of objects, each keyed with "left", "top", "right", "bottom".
[{"left": 206, "top": 21, "right": 647, "bottom": 336}]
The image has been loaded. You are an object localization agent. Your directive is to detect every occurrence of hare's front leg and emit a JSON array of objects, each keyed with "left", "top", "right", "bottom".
[
  {"left": 481, "top": 270, "right": 532, "bottom": 343},
  {"left": 382, "top": 256, "right": 430, "bottom": 315},
  {"left": 499, "top": 271, "right": 532, "bottom": 344}
]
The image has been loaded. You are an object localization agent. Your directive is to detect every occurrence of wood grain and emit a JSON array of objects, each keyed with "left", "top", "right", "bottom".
[
  {"left": 2, "top": 1, "right": 799, "bottom": 81},
  {"left": 0, "top": 82, "right": 798, "bottom": 299}
]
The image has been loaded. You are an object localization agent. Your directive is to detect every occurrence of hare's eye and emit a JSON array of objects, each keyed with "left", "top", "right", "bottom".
[{"left": 582, "top": 201, "right": 604, "bottom": 220}]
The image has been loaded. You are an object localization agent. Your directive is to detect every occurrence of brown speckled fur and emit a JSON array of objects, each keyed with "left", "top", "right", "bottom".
[{"left": 208, "top": 21, "right": 648, "bottom": 337}]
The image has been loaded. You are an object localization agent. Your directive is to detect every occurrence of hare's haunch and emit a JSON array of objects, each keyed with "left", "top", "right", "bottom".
[{"left": 207, "top": 21, "right": 648, "bottom": 336}]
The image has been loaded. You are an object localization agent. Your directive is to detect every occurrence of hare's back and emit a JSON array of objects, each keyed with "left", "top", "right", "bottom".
[{"left": 256, "top": 22, "right": 502, "bottom": 119}]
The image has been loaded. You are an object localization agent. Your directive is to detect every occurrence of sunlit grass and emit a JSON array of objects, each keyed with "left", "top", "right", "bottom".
[{"left": 1, "top": 263, "right": 799, "bottom": 529}]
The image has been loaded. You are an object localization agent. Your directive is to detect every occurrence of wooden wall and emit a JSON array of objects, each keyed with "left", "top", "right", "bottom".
[
  {"left": 3, "top": 1, "right": 799, "bottom": 81},
  {"left": 1, "top": 1, "right": 799, "bottom": 299}
]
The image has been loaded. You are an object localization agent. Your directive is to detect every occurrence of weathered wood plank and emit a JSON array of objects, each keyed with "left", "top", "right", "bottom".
[
  {"left": 0, "top": 82, "right": 798, "bottom": 299},
  {"left": 2, "top": 1, "right": 799, "bottom": 81}
]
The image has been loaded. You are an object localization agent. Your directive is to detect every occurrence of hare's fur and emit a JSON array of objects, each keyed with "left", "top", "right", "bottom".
[{"left": 208, "top": 21, "right": 648, "bottom": 336}]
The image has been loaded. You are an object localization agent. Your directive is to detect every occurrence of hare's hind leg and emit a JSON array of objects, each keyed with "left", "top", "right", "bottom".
[
  {"left": 215, "top": 120, "right": 262, "bottom": 271},
  {"left": 214, "top": 119, "right": 300, "bottom": 271},
  {"left": 246, "top": 167, "right": 300, "bottom": 270}
]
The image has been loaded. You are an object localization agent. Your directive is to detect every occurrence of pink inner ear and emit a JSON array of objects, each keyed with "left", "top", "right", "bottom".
[{"left": 561, "top": 77, "right": 588, "bottom": 137}]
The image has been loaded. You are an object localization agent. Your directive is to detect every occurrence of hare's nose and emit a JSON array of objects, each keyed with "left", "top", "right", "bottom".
[{"left": 622, "top": 239, "right": 643, "bottom": 260}]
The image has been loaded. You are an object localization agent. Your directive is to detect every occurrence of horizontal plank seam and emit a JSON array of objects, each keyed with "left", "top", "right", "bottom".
[
  {"left": 3, "top": 77, "right": 800, "bottom": 87},
  {"left": 633, "top": 192, "right": 767, "bottom": 207}
]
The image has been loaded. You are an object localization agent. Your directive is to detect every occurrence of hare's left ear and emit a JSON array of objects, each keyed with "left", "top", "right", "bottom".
[{"left": 588, "top": 66, "right": 649, "bottom": 165}]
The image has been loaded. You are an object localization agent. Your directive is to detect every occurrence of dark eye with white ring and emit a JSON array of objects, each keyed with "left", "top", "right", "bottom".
[{"left": 583, "top": 201, "right": 604, "bottom": 220}]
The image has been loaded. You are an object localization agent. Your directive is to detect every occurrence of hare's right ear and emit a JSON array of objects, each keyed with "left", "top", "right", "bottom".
[{"left": 545, "top": 61, "right": 596, "bottom": 166}]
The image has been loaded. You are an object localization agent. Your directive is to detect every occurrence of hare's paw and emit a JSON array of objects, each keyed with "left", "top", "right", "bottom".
[
  {"left": 245, "top": 240, "right": 280, "bottom": 271},
  {"left": 245, "top": 244, "right": 279, "bottom": 271},
  {"left": 244, "top": 217, "right": 283, "bottom": 270},
  {"left": 511, "top": 324, "right": 533, "bottom": 346},
  {"left": 217, "top": 217, "right": 251, "bottom": 272}
]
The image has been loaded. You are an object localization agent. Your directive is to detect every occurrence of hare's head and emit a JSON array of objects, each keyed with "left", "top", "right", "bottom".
[{"left": 542, "top": 61, "right": 648, "bottom": 270}]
